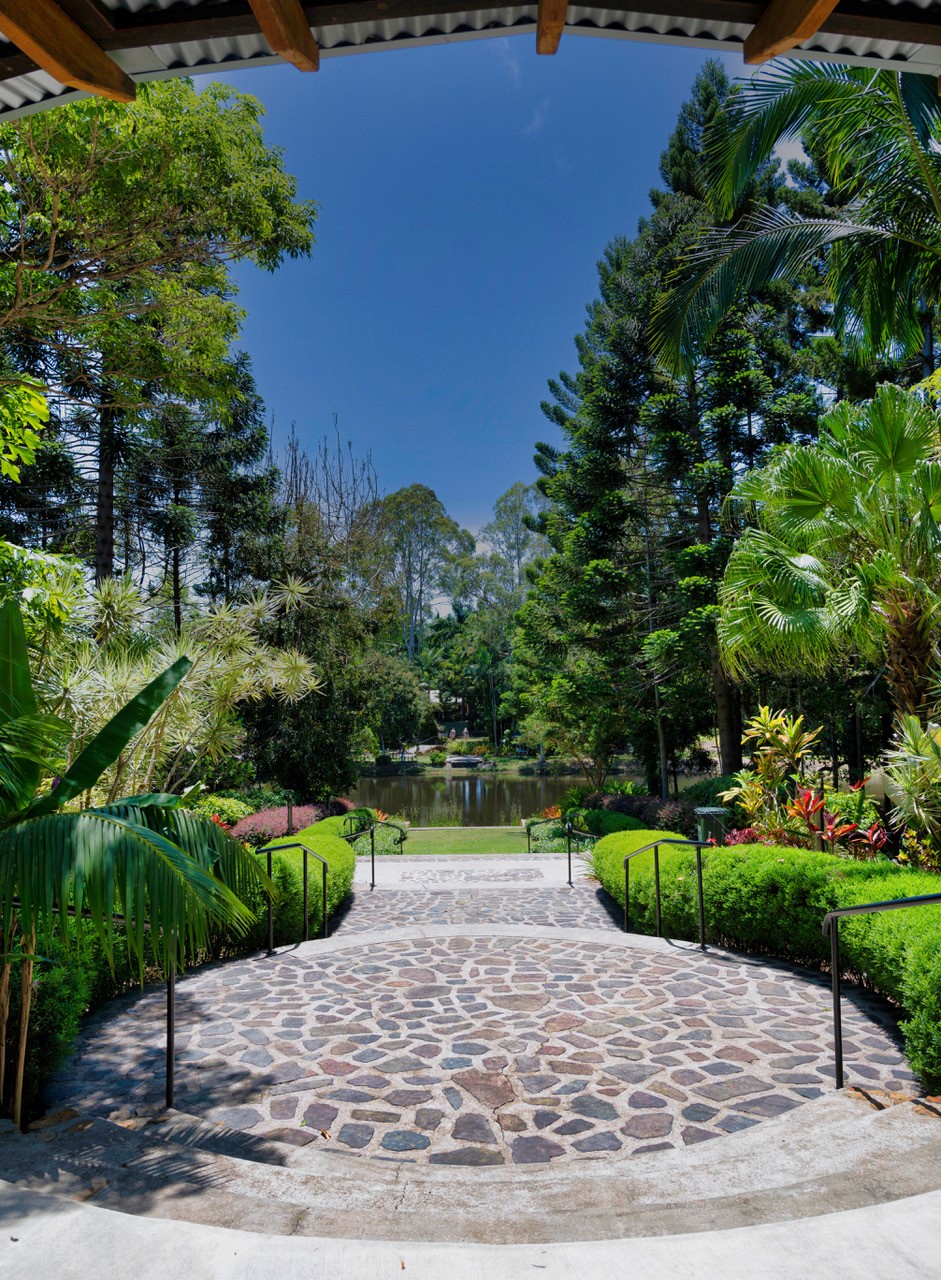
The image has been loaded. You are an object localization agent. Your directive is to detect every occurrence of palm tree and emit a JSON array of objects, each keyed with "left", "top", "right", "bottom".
[
  {"left": 718, "top": 384, "right": 941, "bottom": 718},
  {"left": 653, "top": 64, "right": 941, "bottom": 372},
  {"left": 0, "top": 598, "right": 268, "bottom": 1127}
]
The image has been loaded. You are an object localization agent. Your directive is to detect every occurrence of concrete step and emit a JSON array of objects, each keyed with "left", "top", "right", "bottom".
[{"left": 3, "top": 1091, "right": 940, "bottom": 1243}]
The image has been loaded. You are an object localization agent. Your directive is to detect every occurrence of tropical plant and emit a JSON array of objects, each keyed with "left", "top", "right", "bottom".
[
  {"left": 719, "top": 386, "right": 941, "bottom": 718},
  {"left": 654, "top": 64, "right": 941, "bottom": 372},
  {"left": 885, "top": 714, "right": 941, "bottom": 837},
  {"left": 37, "top": 575, "right": 319, "bottom": 798},
  {"left": 0, "top": 598, "right": 268, "bottom": 1127}
]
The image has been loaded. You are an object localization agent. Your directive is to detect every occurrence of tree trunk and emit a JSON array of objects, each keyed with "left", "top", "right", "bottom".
[
  {"left": 847, "top": 703, "right": 862, "bottom": 784},
  {"left": 655, "top": 690, "right": 669, "bottom": 802},
  {"left": 882, "top": 597, "right": 936, "bottom": 719},
  {"left": 94, "top": 397, "right": 116, "bottom": 586},
  {"left": 712, "top": 650, "right": 742, "bottom": 774},
  {"left": 0, "top": 918, "right": 13, "bottom": 1111},
  {"left": 12, "top": 927, "right": 35, "bottom": 1129},
  {"left": 172, "top": 545, "right": 182, "bottom": 635}
]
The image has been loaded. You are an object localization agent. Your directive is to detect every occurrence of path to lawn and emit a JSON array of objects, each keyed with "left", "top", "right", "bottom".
[{"left": 395, "top": 826, "right": 530, "bottom": 855}]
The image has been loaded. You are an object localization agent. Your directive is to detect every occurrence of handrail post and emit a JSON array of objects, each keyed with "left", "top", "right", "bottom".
[
  {"left": 527, "top": 823, "right": 532, "bottom": 855},
  {"left": 696, "top": 847, "right": 705, "bottom": 951},
  {"left": 624, "top": 859, "right": 630, "bottom": 932},
  {"left": 831, "top": 919, "right": 844, "bottom": 1089},
  {"left": 654, "top": 843, "right": 662, "bottom": 938},
  {"left": 566, "top": 823, "right": 573, "bottom": 887},
  {"left": 303, "top": 849, "right": 309, "bottom": 943},
  {"left": 322, "top": 858, "right": 329, "bottom": 939},
  {"left": 266, "top": 848, "right": 274, "bottom": 955},
  {"left": 166, "top": 941, "right": 175, "bottom": 1110},
  {"left": 371, "top": 825, "right": 376, "bottom": 890}
]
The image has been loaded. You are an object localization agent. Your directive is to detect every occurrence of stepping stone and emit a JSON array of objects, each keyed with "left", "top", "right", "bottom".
[
  {"left": 381, "top": 1130, "right": 430, "bottom": 1152},
  {"left": 733, "top": 1094, "right": 802, "bottom": 1118},
  {"left": 683, "top": 1103, "right": 718, "bottom": 1122},
  {"left": 621, "top": 1113, "right": 673, "bottom": 1139},
  {"left": 453, "top": 1068, "right": 514, "bottom": 1108},
  {"left": 512, "top": 1135, "right": 565, "bottom": 1164},
  {"left": 338, "top": 1123, "right": 374, "bottom": 1149},
  {"left": 379, "top": 1056, "right": 426, "bottom": 1073},
  {"left": 429, "top": 1148, "right": 504, "bottom": 1166},
  {"left": 534, "top": 1110, "right": 560, "bottom": 1130},
  {"left": 302, "top": 1102, "right": 338, "bottom": 1130},
  {"left": 554, "top": 1119, "right": 593, "bottom": 1136},
  {"left": 352, "top": 1109, "right": 400, "bottom": 1123},
  {"left": 385, "top": 1089, "right": 432, "bottom": 1105},
  {"left": 213, "top": 1107, "right": 265, "bottom": 1130},
  {"left": 270, "top": 1096, "right": 298, "bottom": 1120},
  {"left": 695, "top": 1075, "right": 769, "bottom": 1103},
  {"left": 628, "top": 1091, "right": 667, "bottom": 1109},
  {"left": 453, "top": 1113, "right": 498, "bottom": 1145},
  {"left": 498, "top": 1113, "right": 526, "bottom": 1132},
  {"left": 570, "top": 1094, "right": 618, "bottom": 1120},
  {"left": 573, "top": 1132, "right": 622, "bottom": 1153},
  {"left": 415, "top": 1108, "right": 444, "bottom": 1130}
]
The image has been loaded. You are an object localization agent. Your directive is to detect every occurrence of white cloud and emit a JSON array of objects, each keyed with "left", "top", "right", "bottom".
[
  {"left": 493, "top": 38, "right": 522, "bottom": 88},
  {"left": 522, "top": 96, "right": 550, "bottom": 137}
]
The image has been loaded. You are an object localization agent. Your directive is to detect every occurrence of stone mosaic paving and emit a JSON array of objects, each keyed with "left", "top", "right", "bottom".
[
  {"left": 334, "top": 884, "right": 616, "bottom": 933},
  {"left": 50, "top": 931, "right": 916, "bottom": 1167},
  {"left": 397, "top": 869, "right": 546, "bottom": 884}
]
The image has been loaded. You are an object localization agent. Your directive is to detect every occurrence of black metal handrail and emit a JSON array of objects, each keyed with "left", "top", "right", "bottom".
[
  {"left": 622, "top": 839, "right": 709, "bottom": 950},
  {"left": 565, "top": 821, "right": 596, "bottom": 887},
  {"left": 822, "top": 893, "right": 941, "bottom": 1089},
  {"left": 258, "top": 841, "right": 330, "bottom": 955},
  {"left": 340, "top": 819, "right": 407, "bottom": 889}
]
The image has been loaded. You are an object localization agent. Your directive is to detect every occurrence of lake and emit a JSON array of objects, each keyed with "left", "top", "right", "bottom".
[{"left": 351, "top": 772, "right": 572, "bottom": 827}]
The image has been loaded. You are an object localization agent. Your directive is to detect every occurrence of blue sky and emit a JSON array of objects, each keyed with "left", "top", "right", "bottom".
[{"left": 221, "top": 38, "right": 738, "bottom": 531}]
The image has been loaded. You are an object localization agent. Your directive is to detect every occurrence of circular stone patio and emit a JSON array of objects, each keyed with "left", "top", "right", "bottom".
[{"left": 48, "top": 924, "right": 916, "bottom": 1167}]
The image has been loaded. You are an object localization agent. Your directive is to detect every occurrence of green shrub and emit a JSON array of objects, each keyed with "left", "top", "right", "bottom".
[
  {"left": 218, "top": 784, "right": 297, "bottom": 811},
  {"left": 375, "top": 753, "right": 393, "bottom": 766},
  {"left": 427, "top": 751, "right": 447, "bottom": 767},
  {"left": 681, "top": 774, "right": 736, "bottom": 809},
  {"left": 189, "top": 793, "right": 254, "bottom": 826},
  {"left": 580, "top": 810, "right": 645, "bottom": 837},
  {"left": 591, "top": 828, "right": 941, "bottom": 1089},
  {"left": 239, "top": 814, "right": 356, "bottom": 947}
]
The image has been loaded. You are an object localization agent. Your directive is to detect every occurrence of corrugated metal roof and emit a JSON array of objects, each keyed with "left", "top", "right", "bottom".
[{"left": 1, "top": 0, "right": 940, "bottom": 120}]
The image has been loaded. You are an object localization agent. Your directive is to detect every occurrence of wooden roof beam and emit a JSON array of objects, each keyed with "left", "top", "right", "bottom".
[
  {"left": 0, "top": 0, "right": 134, "bottom": 100},
  {"left": 744, "top": 0, "right": 841, "bottom": 62},
  {"left": 536, "top": 0, "right": 567, "bottom": 53},
  {"left": 248, "top": 0, "right": 320, "bottom": 69}
]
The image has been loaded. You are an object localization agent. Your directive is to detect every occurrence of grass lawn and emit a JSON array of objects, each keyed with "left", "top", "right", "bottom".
[{"left": 398, "top": 826, "right": 529, "bottom": 855}]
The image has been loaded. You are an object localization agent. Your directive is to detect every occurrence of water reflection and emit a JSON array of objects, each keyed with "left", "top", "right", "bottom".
[{"left": 352, "top": 773, "right": 594, "bottom": 827}]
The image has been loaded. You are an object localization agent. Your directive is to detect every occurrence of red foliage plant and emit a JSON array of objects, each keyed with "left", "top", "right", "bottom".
[{"left": 232, "top": 799, "right": 353, "bottom": 847}]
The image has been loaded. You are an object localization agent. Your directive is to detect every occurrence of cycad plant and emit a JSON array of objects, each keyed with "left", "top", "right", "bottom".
[
  {"left": 719, "top": 384, "right": 941, "bottom": 717},
  {"left": 654, "top": 64, "right": 941, "bottom": 371},
  {"left": 0, "top": 598, "right": 268, "bottom": 1127}
]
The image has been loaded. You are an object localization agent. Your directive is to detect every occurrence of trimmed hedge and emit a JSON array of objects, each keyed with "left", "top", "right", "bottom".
[
  {"left": 579, "top": 811, "right": 646, "bottom": 837},
  {"left": 238, "top": 814, "right": 356, "bottom": 947},
  {"left": 591, "top": 828, "right": 941, "bottom": 1090}
]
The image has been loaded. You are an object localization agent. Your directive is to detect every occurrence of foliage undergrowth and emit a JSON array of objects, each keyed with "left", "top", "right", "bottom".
[{"left": 12, "top": 814, "right": 356, "bottom": 1120}]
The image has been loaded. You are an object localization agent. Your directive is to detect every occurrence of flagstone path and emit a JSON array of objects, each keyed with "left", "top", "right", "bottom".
[{"left": 46, "top": 854, "right": 918, "bottom": 1168}]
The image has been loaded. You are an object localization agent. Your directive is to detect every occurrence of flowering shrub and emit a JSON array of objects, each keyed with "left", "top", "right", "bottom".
[{"left": 232, "top": 800, "right": 353, "bottom": 847}]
